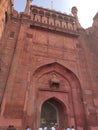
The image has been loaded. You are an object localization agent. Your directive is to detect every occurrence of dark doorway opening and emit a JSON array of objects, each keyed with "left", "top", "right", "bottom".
[{"left": 40, "top": 98, "right": 67, "bottom": 128}]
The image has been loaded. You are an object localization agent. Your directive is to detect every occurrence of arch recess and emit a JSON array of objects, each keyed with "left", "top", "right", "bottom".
[{"left": 27, "top": 62, "right": 85, "bottom": 130}]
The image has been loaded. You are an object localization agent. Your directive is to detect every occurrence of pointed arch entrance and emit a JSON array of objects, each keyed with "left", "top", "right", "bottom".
[
  {"left": 40, "top": 97, "right": 67, "bottom": 128},
  {"left": 27, "top": 62, "right": 86, "bottom": 130}
]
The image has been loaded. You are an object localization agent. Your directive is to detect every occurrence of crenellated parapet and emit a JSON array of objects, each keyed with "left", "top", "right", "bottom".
[{"left": 30, "top": 6, "right": 80, "bottom": 37}]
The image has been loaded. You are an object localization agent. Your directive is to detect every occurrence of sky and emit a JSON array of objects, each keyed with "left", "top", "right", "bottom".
[{"left": 14, "top": 0, "right": 98, "bottom": 29}]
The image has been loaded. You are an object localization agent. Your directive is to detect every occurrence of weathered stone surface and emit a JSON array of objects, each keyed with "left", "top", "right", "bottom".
[{"left": 0, "top": 2, "right": 98, "bottom": 130}]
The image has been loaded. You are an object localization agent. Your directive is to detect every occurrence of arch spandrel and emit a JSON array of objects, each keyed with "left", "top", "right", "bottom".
[
  {"left": 31, "top": 62, "right": 81, "bottom": 90},
  {"left": 37, "top": 71, "right": 71, "bottom": 92}
]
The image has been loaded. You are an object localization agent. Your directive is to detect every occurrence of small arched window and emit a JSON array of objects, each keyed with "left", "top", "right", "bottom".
[
  {"left": 64, "top": 17, "right": 69, "bottom": 22},
  {"left": 5, "top": 12, "right": 8, "bottom": 23},
  {"left": 45, "top": 12, "right": 51, "bottom": 17},
  {"left": 39, "top": 10, "right": 44, "bottom": 16},
  {"left": 32, "top": 9, "right": 38, "bottom": 14},
  {"left": 58, "top": 15, "right": 63, "bottom": 20},
  {"left": 52, "top": 13, "right": 57, "bottom": 19}
]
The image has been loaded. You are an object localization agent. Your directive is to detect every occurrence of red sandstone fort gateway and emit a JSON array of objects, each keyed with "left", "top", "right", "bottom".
[{"left": 0, "top": 0, "right": 98, "bottom": 130}]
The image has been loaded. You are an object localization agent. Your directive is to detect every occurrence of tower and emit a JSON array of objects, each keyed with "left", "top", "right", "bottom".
[
  {"left": 0, "top": 0, "right": 14, "bottom": 39},
  {"left": 24, "top": 0, "right": 33, "bottom": 15}
]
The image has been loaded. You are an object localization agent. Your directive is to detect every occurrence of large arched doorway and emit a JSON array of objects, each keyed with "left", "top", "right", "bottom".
[
  {"left": 28, "top": 62, "right": 86, "bottom": 130},
  {"left": 40, "top": 98, "right": 67, "bottom": 128}
]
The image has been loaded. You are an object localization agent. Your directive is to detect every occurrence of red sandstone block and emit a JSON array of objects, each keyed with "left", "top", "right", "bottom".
[{"left": 91, "top": 127, "right": 98, "bottom": 130}]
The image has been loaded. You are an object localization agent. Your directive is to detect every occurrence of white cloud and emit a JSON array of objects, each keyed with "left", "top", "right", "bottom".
[{"left": 71, "top": 0, "right": 98, "bottom": 28}]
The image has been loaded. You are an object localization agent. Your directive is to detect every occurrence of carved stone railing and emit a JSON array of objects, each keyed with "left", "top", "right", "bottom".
[{"left": 30, "top": 5, "right": 79, "bottom": 37}]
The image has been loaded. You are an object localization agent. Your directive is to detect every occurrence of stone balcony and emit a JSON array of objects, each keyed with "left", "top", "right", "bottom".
[{"left": 30, "top": 5, "right": 79, "bottom": 37}]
